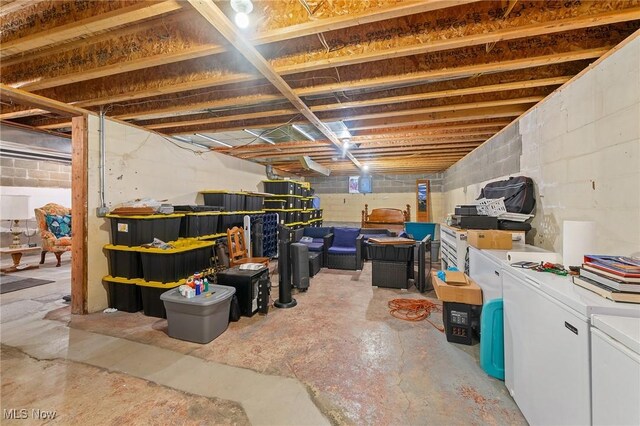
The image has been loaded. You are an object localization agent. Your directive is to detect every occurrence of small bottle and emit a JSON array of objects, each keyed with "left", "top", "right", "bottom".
[
  {"left": 195, "top": 282, "right": 201, "bottom": 296},
  {"left": 203, "top": 278, "right": 209, "bottom": 292}
]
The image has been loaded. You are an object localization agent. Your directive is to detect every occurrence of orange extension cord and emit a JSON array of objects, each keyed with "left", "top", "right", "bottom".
[{"left": 388, "top": 299, "right": 445, "bottom": 332}]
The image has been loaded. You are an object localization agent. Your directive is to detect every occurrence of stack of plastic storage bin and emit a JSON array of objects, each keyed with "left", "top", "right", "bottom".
[
  {"left": 263, "top": 180, "right": 321, "bottom": 229},
  {"left": 104, "top": 213, "right": 214, "bottom": 318}
]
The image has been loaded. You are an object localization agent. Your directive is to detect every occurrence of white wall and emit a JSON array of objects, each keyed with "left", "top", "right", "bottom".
[
  {"left": 443, "top": 35, "right": 640, "bottom": 256},
  {"left": 86, "top": 116, "right": 268, "bottom": 312},
  {"left": 519, "top": 36, "right": 640, "bottom": 256}
]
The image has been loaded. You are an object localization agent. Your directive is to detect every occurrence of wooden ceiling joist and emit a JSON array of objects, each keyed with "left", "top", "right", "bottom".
[
  {"left": 0, "top": 83, "right": 87, "bottom": 118},
  {"left": 254, "top": 0, "right": 480, "bottom": 45},
  {"left": 0, "top": 0, "right": 183, "bottom": 59},
  {"left": 186, "top": 0, "right": 362, "bottom": 169},
  {"left": 136, "top": 95, "right": 543, "bottom": 130},
  {"left": 273, "top": 7, "right": 640, "bottom": 76},
  {"left": 295, "top": 47, "right": 607, "bottom": 97}
]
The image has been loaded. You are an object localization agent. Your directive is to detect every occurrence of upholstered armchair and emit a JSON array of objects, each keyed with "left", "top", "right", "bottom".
[
  {"left": 34, "top": 203, "right": 72, "bottom": 267},
  {"left": 324, "top": 227, "right": 363, "bottom": 271}
]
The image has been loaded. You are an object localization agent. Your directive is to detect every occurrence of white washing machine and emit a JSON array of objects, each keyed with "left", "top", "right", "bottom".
[{"left": 591, "top": 315, "right": 640, "bottom": 426}]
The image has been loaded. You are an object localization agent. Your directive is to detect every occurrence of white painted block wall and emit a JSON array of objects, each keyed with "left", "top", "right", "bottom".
[
  {"left": 86, "top": 117, "right": 267, "bottom": 312},
  {"left": 520, "top": 35, "right": 640, "bottom": 256},
  {"left": 443, "top": 35, "right": 640, "bottom": 257}
]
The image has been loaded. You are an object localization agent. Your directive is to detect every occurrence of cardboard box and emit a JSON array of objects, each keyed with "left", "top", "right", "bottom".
[
  {"left": 467, "top": 229, "right": 513, "bottom": 250},
  {"left": 431, "top": 271, "right": 483, "bottom": 305}
]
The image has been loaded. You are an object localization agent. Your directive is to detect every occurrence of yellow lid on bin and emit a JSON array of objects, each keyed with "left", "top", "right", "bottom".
[
  {"left": 102, "top": 275, "right": 140, "bottom": 285},
  {"left": 106, "top": 213, "right": 184, "bottom": 219},
  {"left": 136, "top": 278, "right": 187, "bottom": 288},
  {"left": 138, "top": 239, "right": 214, "bottom": 254},
  {"left": 103, "top": 244, "right": 141, "bottom": 252},
  {"left": 199, "top": 190, "right": 244, "bottom": 194},
  {"left": 183, "top": 211, "right": 222, "bottom": 216}
]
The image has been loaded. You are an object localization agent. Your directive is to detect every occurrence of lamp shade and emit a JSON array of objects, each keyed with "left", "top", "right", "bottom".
[{"left": 1, "top": 195, "right": 31, "bottom": 220}]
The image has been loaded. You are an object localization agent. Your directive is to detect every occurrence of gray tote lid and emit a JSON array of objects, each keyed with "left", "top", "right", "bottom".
[{"left": 160, "top": 284, "right": 235, "bottom": 306}]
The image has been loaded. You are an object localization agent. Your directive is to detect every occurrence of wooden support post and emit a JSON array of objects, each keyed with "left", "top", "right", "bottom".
[{"left": 71, "top": 115, "right": 88, "bottom": 315}]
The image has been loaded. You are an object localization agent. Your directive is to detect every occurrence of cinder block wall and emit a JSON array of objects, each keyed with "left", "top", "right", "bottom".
[
  {"left": 308, "top": 173, "right": 445, "bottom": 224},
  {"left": 441, "top": 36, "right": 640, "bottom": 255},
  {"left": 1, "top": 158, "right": 71, "bottom": 188}
]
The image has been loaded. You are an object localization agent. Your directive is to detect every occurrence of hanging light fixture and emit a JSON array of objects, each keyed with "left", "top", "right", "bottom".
[{"left": 230, "top": 0, "right": 253, "bottom": 29}]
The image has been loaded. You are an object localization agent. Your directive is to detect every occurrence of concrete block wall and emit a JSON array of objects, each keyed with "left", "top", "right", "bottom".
[
  {"left": 519, "top": 35, "right": 640, "bottom": 256},
  {"left": 308, "top": 173, "right": 445, "bottom": 223},
  {"left": 442, "top": 35, "right": 640, "bottom": 256},
  {"left": 1, "top": 157, "right": 71, "bottom": 188},
  {"left": 443, "top": 123, "right": 521, "bottom": 193}
]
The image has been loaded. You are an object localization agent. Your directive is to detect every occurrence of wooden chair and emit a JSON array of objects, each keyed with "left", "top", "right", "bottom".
[{"left": 226, "top": 226, "right": 269, "bottom": 267}]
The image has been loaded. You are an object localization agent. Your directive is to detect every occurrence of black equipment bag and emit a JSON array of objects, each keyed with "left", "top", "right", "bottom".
[{"left": 478, "top": 176, "right": 536, "bottom": 214}]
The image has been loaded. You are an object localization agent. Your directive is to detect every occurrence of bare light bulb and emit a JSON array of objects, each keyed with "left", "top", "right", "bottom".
[
  {"left": 235, "top": 12, "right": 249, "bottom": 28},
  {"left": 363, "top": 164, "right": 369, "bottom": 171}
]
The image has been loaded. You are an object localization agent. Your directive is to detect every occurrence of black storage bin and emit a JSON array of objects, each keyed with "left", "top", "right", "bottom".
[
  {"left": 104, "top": 245, "right": 143, "bottom": 279},
  {"left": 264, "top": 199, "right": 287, "bottom": 209},
  {"left": 107, "top": 214, "right": 183, "bottom": 247},
  {"left": 367, "top": 244, "right": 414, "bottom": 262},
  {"left": 139, "top": 240, "right": 214, "bottom": 283},
  {"left": 443, "top": 302, "right": 481, "bottom": 345},
  {"left": 104, "top": 276, "right": 143, "bottom": 313},
  {"left": 293, "top": 210, "right": 302, "bottom": 223},
  {"left": 174, "top": 205, "right": 223, "bottom": 212},
  {"left": 268, "top": 196, "right": 302, "bottom": 210},
  {"left": 263, "top": 180, "right": 296, "bottom": 195},
  {"left": 138, "top": 280, "right": 183, "bottom": 318},
  {"left": 201, "top": 191, "right": 245, "bottom": 212},
  {"left": 372, "top": 261, "right": 412, "bottom": 289},
  {"left": 218, "top": 213, "right": 244, "bottom": 233},
  {"left": 244, "top": 194, "right": 264, "bottom": 211},
  {"left": 301, "top": 211, "right": 312, "bottom": 222},
  {"left": 180, "top": 212, "right": 220, "bottom": 238}
]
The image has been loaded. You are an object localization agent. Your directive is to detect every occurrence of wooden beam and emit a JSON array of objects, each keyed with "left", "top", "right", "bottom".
[
  {"left": 347, "top": 105, "right": 527, "bottom": 131},
  {"left": 144, "top": 108, "right": 298, "bottom": 130},
  {"left": 71, "top": 115, "right": 88, "bottom": 315},
  {"left": 1, "top": 0, "right": 183, "bottom": 59},
  {"left": 19, "top": 45, "right": 225, "bottom": 92},
  {"left": 187, "top": 0, "right": 362, "bottom": 169},
  {"left": 141, "top": 96, "right": 541, "bottom": 131},
  {"left": 296, "top": 47, "right": 608, "bottom": 97},
  {"left": 353, "top": 121, "right": 512, "bottom": 136},
  {"left": 255, "top": 1, "right": 478, "bottom": 44},
  {"left": 0, "top": 108, "right": 47, "bottom": 120},
  {"left": 320, "top": 96, "right": 543, "bottom": 122},
  {"left": 118, "top": 94, "right": 284, "bottom": 121},
  {"left": 0, "top": 84, "right": 88, "bottom": 117},
  {"left": 310, "top": 76, "right": 570, "bottom": 112},
  {"left": 275, "top": 8, "right": 640, "bottom": 76}
]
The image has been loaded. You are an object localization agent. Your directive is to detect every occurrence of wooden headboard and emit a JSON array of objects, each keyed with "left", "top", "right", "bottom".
[{"left": 361, "top": 204, "right": 411, "bottom": 231}]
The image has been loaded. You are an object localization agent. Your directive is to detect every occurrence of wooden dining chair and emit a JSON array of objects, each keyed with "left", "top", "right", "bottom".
[{"left": 226, "top": 226, "right": 269, "bottom": 267}]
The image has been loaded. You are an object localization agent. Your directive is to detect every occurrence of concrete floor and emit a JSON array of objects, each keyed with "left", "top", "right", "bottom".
[{"left": 1, "top": 252, "right": 526, "bottom": 425}]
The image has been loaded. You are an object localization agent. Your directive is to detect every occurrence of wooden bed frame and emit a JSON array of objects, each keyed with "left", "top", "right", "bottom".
[{"left": 361, "top": 204, "right": 411, "bottom": 231}]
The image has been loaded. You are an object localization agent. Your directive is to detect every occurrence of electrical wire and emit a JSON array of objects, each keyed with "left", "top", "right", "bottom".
[{"left": 388, "top": 298, "right": 444, "bottom": 332}]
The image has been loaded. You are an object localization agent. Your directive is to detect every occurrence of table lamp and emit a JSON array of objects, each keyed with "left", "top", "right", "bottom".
[{"left": 1, "top": 195, "right": 30, "bottom": 248}]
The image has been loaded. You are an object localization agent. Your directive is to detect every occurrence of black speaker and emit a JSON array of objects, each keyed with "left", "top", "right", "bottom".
[
  {"left": 275, "top": 225, "right": 296, "bottom": 308},
  {"left": 290, "top": 243, "right": 310, "bottom": 291}
]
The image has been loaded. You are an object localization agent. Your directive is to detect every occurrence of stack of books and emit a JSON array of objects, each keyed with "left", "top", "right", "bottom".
[{"left": 572, "top": 255, "right": 640, "bottom": 303}]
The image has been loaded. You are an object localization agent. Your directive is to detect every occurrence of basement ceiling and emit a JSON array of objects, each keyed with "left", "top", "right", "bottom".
[{"left": 1, "top": 0, "right": 639, "bottom": 175}]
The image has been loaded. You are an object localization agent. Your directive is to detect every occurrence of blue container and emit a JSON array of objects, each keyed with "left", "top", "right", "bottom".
[
  {"left": 480, "top": 298, "right": 504, "bottom": 380},
  {"left": 404, "top": 222, "right": 437, "bottom": 241}
]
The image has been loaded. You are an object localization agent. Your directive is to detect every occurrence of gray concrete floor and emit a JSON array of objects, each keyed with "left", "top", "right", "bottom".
[{"left": 1, "top": 252, "right": 525, "bottom": 425}]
